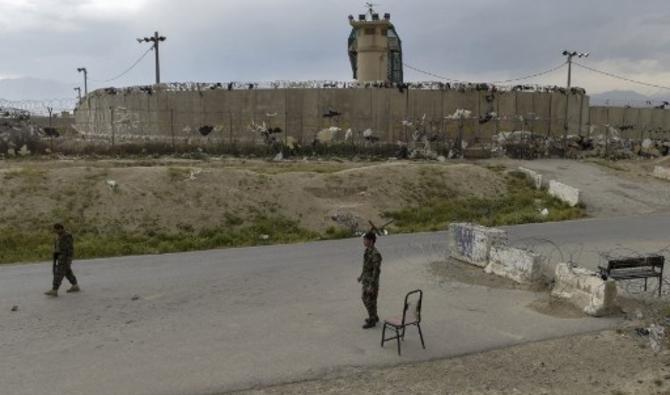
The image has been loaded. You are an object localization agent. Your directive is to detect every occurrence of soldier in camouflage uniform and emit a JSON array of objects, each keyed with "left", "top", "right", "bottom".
[
  {"left": 44, "top": 224, "right": 80, "bottom": 297},
  {"left": 357, "top": 232, "right": 382, "bottom": 329}
]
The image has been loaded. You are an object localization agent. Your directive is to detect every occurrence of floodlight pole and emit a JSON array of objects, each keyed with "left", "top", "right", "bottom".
[{"left": 77, "top": 67, "right": 88, "bottom": 96}]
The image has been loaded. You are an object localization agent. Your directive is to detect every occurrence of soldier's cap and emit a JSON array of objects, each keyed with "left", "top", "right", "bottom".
[{"left": 363, "top": 232, "right": 376, "bottom": 242}]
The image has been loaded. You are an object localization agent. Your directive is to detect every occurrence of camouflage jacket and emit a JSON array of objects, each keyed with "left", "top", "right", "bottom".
[
  {"left": 360, "top": 246, "right": 382, "bottom": 288},
  {"left": 54, "top": 232, "right": 74, "bottom": 262}
]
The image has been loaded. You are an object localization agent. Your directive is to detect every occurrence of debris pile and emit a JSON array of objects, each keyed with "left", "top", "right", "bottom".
[
  {"left": 90, "top": 81, "right": 588, "bottom": 96},
  {"left": 247, "top": 121, "right": 283, "bottom": 146},
  {"left": 0, "top": 107, "right": 41, "bottom": 156},
  {"left": 330, "top": 211, "right": 362, "bottom": 235},
  {"left": 402, "top": 115, "right": 439, "bottom": 160}
]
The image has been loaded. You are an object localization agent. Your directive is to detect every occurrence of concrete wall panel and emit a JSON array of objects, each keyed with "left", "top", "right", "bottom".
[{"left": 75, "top": 87, "right": 590, "bottom": 145}]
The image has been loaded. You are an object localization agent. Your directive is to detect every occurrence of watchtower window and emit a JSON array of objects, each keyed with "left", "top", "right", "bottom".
[{"left": 364, "top": 28, "right": 376, "bottom": 35}]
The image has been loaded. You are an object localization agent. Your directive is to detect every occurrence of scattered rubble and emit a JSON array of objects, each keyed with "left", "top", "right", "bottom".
[
  {"left": 330, "top": 211, "right": 361, "bottom": 234},
  {"left": 315, "top": 127, "right": 343, "bottom": 144},
  {"left": 188, "top": 168, "right": 202, "bottom": 180},
  {"left": 0, "top": 106, "right": 42, "bottom": 157},
  {"left": 106, "top": 180, "right": 119, "bottom": 192},
  {"left": 653, "top": 166, "right": 670, "bottom": 181},
  {"left": 248, "top": 121, "right": 283, "bottom": 146},
  {"left": 649, "top": 324, "right": 666, "bottom": 354}
]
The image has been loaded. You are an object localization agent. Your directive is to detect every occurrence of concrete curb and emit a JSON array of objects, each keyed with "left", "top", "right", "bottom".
[
  {"left": 551, "top": 263, "right": 618, "bottom": 317},
  {"left": 653, "top": 166, "right": 670, "bottom": 181},
  {"left": 517, "top": 167, "right": 543, "bottom": 189},
  {"left": 548, "top": 180, "right": 581, "bottom": 207}
]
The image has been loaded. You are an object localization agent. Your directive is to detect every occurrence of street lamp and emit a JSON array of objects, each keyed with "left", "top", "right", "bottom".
[
  {"left": 77, "top": 67, "right": 88, "bottom": 96},
  {"left": 137, "top": 31, "right": 167, "bottom": 84}
]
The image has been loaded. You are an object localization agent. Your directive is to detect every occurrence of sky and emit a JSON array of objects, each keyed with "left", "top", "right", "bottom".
[{"left": 1, "top": 0, "right": 670, "bottom": 100}]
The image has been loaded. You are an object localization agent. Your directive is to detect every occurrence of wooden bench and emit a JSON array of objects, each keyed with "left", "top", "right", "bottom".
[{"left": 598, "top": 255, "right": 664, "bottom": 297}]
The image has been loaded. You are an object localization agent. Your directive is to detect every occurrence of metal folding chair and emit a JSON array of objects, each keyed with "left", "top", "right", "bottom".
[{"left": 381, "top": 289, "right": 425, "bottom": 356}]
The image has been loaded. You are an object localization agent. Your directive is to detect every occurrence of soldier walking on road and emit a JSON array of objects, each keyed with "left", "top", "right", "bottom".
[
  {"left": 44, "top": 223, "right": 80, "bottom": 297},
  {"left": 357, "top": 231, "right": 382, "bottom": 329}
]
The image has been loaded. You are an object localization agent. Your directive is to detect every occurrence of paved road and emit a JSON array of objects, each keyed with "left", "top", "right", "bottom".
[{"left": 2, "top": 214, "right": 669, "bottom": 395}]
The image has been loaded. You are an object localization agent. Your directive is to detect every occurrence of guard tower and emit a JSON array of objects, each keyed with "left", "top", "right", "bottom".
[{"left": 348, "top": 6, "right": 403, "bottom": 84}]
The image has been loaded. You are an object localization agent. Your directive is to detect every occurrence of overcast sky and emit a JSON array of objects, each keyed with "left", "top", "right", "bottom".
[{"left": 2, "top": 0, "right": 670, "bottom": 98}]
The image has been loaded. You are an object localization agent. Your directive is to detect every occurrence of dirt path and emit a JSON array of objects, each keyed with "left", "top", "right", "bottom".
[{"left": 486, "top": 158, "right": 670, "bottom": 218}]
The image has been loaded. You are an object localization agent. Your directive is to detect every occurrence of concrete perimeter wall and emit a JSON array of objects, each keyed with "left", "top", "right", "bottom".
[
  {"left": 74, "top": 86, "right": 589, "bottom": 145},
  {"left": 589, "top": 106, "right": 670, "bottom": 139}
]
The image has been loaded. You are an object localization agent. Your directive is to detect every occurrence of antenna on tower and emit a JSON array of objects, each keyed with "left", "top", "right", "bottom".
[{"left": 364, "top": 2, "right": 380, "bottom": 17}]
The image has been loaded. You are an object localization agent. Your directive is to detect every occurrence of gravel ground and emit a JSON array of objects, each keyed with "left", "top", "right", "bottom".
[{"left": 236, "top": 329, "right": 670, "bottom": 395}]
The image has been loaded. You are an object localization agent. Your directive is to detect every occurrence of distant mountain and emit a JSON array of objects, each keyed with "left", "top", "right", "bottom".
[
  {"left": 589, "top": 90, "right": 669, "bottom": 107},
  {"left": 0, "top": 77, "right": 77, "bottom": 101}
]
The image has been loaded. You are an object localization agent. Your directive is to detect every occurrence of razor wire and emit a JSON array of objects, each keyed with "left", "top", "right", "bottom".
[{"left": 0, "top": 98, "right": 78, "bottom": 116}]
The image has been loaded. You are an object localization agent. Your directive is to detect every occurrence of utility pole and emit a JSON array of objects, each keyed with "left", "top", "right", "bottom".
[
  {"left": 74, "top": 87, "right": 82, "bottom": 101},
  {"left": 77, "top": 67, "right": 88, "bottom": 96},
  {"left": 561, "top": 50, "right": 589, "bottom": 157},
  {"left": 137, "top": 31, "right": 167, "bottom": 84},
  {"left": 562, "top": 50, "right": 589, "bottom": 88}
]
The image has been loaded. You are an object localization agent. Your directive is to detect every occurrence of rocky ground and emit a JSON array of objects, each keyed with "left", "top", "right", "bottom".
[{"left": 237, "top": 329, "right": 670, "bottom": 395}]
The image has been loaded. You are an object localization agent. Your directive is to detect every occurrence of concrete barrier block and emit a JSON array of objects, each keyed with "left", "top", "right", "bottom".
[
  {"left": 551, "top": 263, "right": 618, "bottom": 316},
  {"left": 518, "top": 167, "right": 543, "bottom": 189},
  {"left": 485, "top": 246, "right": 545, "bottom": 284},
  {"left": 653, "top": 166, "right": 670, "bottom": 181},
  {"left": 448, "top": 223, "right": 508, "bottom": 267},
  {"left": 548, "top": 180, "right": 581, "bottom": 207}
]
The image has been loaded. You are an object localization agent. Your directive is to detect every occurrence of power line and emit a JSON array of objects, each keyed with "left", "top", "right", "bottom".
[
  {"left": 402, "top": 63, "right": 466, "bottom": 82},
  {"left": 403, "top": 62, "right": 568, "bottom": 85},
  {"left": 573, "top": 61, "right": 670, "bottom": 91},
  {"left": 89, "top": 47, "right": 154, "bottom": 84},
  {"left": 490, "top": 62, "right": 567, "bottom": 84}
]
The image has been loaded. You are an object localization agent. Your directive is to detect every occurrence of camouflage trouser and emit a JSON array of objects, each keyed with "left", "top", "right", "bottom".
[
  {"left": 53, "top": 257, "right": 77, "bottom": 290},
  {"left": 362, "top": 286, "right": 379, "bottom": 321}
]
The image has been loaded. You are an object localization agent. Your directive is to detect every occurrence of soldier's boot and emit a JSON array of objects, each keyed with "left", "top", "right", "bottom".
[
  {"left": 44, "top": 289, "right": 58, "bottom": 297},
  {"left": 66, "top": 285, "right": 80, "bottom": 293},
  {"left": 362, "top": 319, "right": 377, "bottom": 329}
]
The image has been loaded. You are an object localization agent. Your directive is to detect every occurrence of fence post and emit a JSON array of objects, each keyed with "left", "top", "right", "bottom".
[
  {"left": 170, "top": 109, "right": 176, "bottom": 152},
  {"left": 563, "top": 91, "right": 569, "bottom": 158},
  {"left": 605, "top": 124, "right": 610, "bottom": 159},
  {"left": 458, "top": 115, "right": 464, "bottom": 158},
  {"left": 228, "top": 112, "right": 233, "bottom": 146},
  {"left": 110, "top": 106, "right": 115, "bottom": 147},
  {"left": 578, "top": 93, "right": 585, "bottom": 137},
  {"left": 547, "top": 93, "right": 553, "bottom": 138}
]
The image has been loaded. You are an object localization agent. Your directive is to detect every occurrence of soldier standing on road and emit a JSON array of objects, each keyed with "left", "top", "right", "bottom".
[
  {"left": 357, "top": 231, "right": 382, "bottom": 329},
  {"left": 44, "top": 223, "right": 80, "bottom": 297}
]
